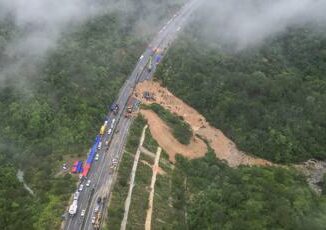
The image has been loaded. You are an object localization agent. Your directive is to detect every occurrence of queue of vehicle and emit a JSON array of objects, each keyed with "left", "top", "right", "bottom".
[{"left": 66, "top": 103, "right": 120, "bottom": 218}]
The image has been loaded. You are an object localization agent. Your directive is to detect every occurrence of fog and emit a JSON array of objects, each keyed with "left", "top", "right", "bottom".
[
  {"left": 0, "top": 0, "right": 105, "bottom": 86},
  {"left": 201, "top": 0, "right": 326, "bottom": 50},
  {"left": 0, "top": 0, "right": 183, "bottom": 87},
  {"left": 2, "top": 0, "right": 325, "bottom": 86},
  {"left": 0, "top": 0, "right": 99, "bottom": 56}
]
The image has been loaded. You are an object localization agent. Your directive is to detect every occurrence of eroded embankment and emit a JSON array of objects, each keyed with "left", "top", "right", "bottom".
[{"left": 134, "top": 80, "right": 273, "bottom": 167}]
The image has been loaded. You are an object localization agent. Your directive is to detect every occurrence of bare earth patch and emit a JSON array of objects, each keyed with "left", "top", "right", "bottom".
[
  {"left": 134, "top": 80, "right": 273, "bottom": 167},
  {"left": 141, "top": 109, "right": 207, "bottom": 162}
]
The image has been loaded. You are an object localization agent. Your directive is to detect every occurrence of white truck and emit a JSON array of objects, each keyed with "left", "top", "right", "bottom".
[
  {"left": 73, "top": 191, "right": 80, "bottom": 201},
  {"left": 69, "top": 200, "right": 78, "bottom": 216}
]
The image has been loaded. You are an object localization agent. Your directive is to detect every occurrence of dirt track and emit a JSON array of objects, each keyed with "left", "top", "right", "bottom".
[{"left": 134, "top": 80, "right": 273, "bottom": 167}]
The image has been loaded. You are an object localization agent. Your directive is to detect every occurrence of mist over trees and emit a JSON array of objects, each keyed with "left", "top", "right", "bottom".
[{"left": 201, "top": 0, "right": 326, "bottom": 50}]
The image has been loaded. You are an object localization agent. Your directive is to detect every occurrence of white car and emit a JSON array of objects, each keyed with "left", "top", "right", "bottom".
[
  {"left": 94, "top": 206, "right": 99, "bottom": 213},
  {"left": 139, "top": 55, "right": 144, "bottom": 60},
  {"left": 107, "top": 128, "right": 112, "bottom": 135},
  {"left": 78, "top": 184, "right": 84, "bottom": 192},
  {"left": 86, "top": 180, "right": 91, "bottom": 187},
  {"left": 112, "top": 158, "right": 118, "bottom": 165},
  {"left": 81, "top": 209, "right": 86, "bottom": 217},
  {"left": 97, "top": 141, "right": 102, "bottom": 150},
  {"left": 91, "top": 216, "right": 96, "bottom": 224},
  {"left": 95, "top": 154, "right": 99, "bottom": 161}
]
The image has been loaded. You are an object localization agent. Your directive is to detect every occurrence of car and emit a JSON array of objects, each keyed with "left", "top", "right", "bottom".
[
  {"left": 112, "top": 158, "right": 118, "bottom": 165},
  {"left": 97, "top": 197, "right": 102, "bottom": 204},
  {"left": 107, "top": 128, "right": 112, "bottom": 135},
  {"left": 97, "top": 141, "right": 102, "bottom": 150},
  {"left": 139, "top": 55, "right": 144, "bottom": 60},
  {"left": 81, "top": 209, "right": 86, "bottom": 217},
  {"left": 78, "top": 184, "right": 84, "bottom": 192},
  {"left": 94, "top": 205, "right": 99, "bottom": 213},
  {"left": 91, "top": 216, "right": 96, "bottom": 224},
  {"left": 86, "top": 180, "right": 91, "bottom": 187},
  {"left": 95, "top": 154, "right": 99, "bottom": 161}
]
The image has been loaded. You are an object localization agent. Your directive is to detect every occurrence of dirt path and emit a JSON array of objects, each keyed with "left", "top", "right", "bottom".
[
  {"left": 121, "top": 125, "right": 148, "bottom": 230},
  {"left": 134, "top": 80, "right": 273, "bottom": 167},
  {"left": 140, "top": 146, "right": 172, "bottom": 169},
  {"left": 145, "top": 147, "right": 162, "bottom": 230}
]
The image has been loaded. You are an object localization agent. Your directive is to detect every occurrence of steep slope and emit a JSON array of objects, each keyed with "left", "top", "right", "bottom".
[
  {"left": 155, "top": 12, "right": 326, "bottom": 164},
  {"left": 135, "top": 81, "right": 272, "bottom": 166}
]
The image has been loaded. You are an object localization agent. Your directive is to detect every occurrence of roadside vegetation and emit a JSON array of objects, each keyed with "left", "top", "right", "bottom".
[
  {"left": 143, "top": 127, "right": 160, "bottom": 153},
  {"left": 106, "top": 115, "right": 146, "bottom": 230},
  {"left": 107, "top": 114, "right": 175, "bottom": 230},
  {"left": 156, "top": 8, "right": 326, "bottom": 163},
  {"left": 143, "top": 104, "right": 193, "bottom": 145},
  {"left": 0, "top": 0, "right": 185, "bottom": 228},
  {"left": 126, "top": 153, "right": 152, "bottom": 230},
  {"left": 151, "top": 161, "right": 183, "bottom": 229}
]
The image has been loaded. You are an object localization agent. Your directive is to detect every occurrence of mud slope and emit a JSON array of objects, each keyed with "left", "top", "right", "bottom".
[
  {"left": 141, "top": 109, "right": 207, "bottom": 162},
  {"left": 134, "top": 80, "right": 273, "bottom": 167}
]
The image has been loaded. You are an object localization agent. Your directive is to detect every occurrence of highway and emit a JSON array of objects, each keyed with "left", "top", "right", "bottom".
[{"left": 63, "top": 0, "right": 201, "bottom": 229}]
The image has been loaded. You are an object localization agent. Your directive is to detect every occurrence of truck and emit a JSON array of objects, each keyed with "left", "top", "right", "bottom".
[
  {"left": 93, "top": 196, "right": 104, "bottom": 229},
  {"left": 71, "top": 161, "right": 78, "bottom": 173},
  {"left": 76, "top": 161, "right": 83, "bottom": 173},
  {"left": 73, "top": 191, "right": 80, "bottom": 201},
  {"left": 147, "top": 55, "right": 153, "bottom": 72},
  {"left": 100, "top": 125, "right": 105, "bottom": 135},
  {"left": 125, "top": 97, "right": 136, "bottom": 118},
  {"left": 110, "top": 103, "right": 119, "bottom": 115},
  {"left": 93, "top": 213, "right": 102, "bottom": 230},
  {"left": 143, "top": 91, "right": 155, "bottom": 101},
  {"left": 68, "top": 200, "right": 78, "bottom": 216}
]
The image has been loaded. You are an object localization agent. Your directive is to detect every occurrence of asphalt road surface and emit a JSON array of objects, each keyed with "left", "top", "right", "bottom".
[{"left": 63, "top": 1, "right": 201, "bottom": 229}]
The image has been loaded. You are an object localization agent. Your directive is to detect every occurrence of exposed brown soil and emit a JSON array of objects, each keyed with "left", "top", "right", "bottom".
[
  {"left": 141, "top": 109, "right": 207, "bottom": 162},
  {"left": 134, "top": 80, "right": 273, "bottom": 167}
]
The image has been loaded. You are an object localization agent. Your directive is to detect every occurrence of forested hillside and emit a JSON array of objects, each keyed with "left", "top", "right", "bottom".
[
  {"left": 0, "top": 0, "right": 184, "bottom": 228},
  {"left": 156, "top": 5, "right": 326, "bottom": 163},
  {"left": 172, "top": 152, "right": 326, "bottom": 230}
]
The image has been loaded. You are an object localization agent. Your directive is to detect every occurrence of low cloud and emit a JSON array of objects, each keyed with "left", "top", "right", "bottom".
[
  {"left": 0, "top": 0, "right": 101, "bottom": 86},
  {"left": 200, "top": 0, "right": 326, "bottom": 49}
]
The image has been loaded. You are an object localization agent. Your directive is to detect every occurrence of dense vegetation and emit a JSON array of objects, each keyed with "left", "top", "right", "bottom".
[
  {"left": 107, "top": 115, "right": 177, "bottom": 229},
  {"left": 105, "top": 115, "right": 147, "bottom": 230},
  {"left": 144, "top": 103, "right": 193, "bottom": 145},
  {"left": 156, "top": 9, "right": 326, "bottom": 163},
  {"left": 171, "top": 152, "right": 326, "bottom": 230},
  {"left": 107, "top": 116, "right": 326, "bottom": 230},
  {"left": 0, "top": 0, "right": 184, "bottom": 228}
]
